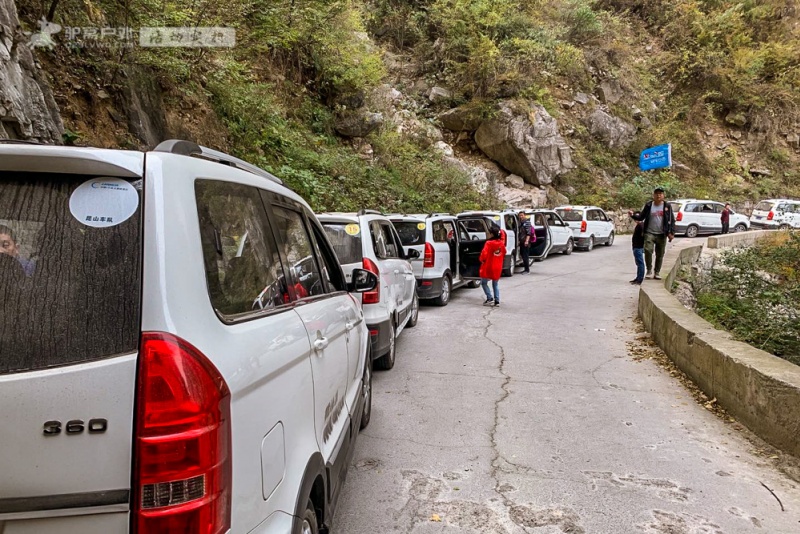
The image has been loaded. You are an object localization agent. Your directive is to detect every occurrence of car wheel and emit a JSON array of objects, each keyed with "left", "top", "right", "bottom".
[
  {"left": 734, "top": 223, "right": 747, "bottom": 233},
  {"left": 586, "top": 236, "right": 594, "bottom": 251},
  {"left": 502, "top": 253, "right": 515, "bottom": 277},
  {"left": 433, "top": 275, "right": 451, "bottom": 306},
  {"left": 297, "top": 500, "right": 319, "bottom": 534},
  {"left": 406, "top": 294, "right": 419, "bottom": 327},
  {"left": 563, "top": 238, "right": 573, "bottom": 255},
  {"left": 375, "top": 319, "right": 396, "bottom": 370},
  {"left": 359, "top": 357, "right": 372, "bottom": 430},
  {"left": 780, "top": 224, "right": 790, "bottom": 231},
  {"left": 605, "top": 232, "right": 615, "bottom": 246},
  {"left": 686, "top": 224, "right": 699, "bottom": 238}
]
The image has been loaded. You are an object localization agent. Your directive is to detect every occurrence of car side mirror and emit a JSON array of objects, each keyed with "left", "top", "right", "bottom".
[
  {"left": 348, "top": 268, "right": 378, "bottom": 293},
  {"left": 406, "top": 248, "right": 421, "bottom": 260}
]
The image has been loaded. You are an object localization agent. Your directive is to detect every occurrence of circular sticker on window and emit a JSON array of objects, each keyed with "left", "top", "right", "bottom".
[
  {"left": 69, "top": 178, "right": 139, "bottom": 228},
  {"left": 345, "top": 223, "right": 361, "bottom": 236},
  {"left": 492, "top": 215, "right": 501, "bottom": 221},
  {"left": 417, "top": 222, "right": 426, "bottom": 230}
]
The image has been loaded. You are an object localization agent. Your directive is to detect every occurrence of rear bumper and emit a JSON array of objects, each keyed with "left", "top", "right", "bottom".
[
  {"left": 367, "top": 318, "right": 392, "bottom": 358},
  {"left": 574, "top": 235, "right": 592, "bottom": 247},
  {"left": 416, "top": 277, "right": 443, "bottom": 299},
  {"left": 750, "top": 220, "right": 778, "bottom": 229}
]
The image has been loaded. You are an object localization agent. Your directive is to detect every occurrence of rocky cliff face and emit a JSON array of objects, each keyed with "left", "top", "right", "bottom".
[{"left": 0, "top": 0, "right": 62, "bottom": 143}]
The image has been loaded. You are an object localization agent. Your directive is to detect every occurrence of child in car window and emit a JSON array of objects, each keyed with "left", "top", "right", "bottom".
[{"left": 479, "top": 224, "right": 506, "bottom": 307}]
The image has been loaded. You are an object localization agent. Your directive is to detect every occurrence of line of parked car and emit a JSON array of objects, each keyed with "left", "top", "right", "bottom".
[{"left": 0, "top": 139, "right": 794, "bottom": 534}]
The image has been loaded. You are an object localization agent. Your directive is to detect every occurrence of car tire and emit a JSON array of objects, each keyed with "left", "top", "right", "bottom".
[
  {"left": 686, "top": 224, "right": 700, "bottom": 238},
  {"left": 502, "top": 253, "right": 515, "bottom": 277},
  {"left": 432, "top": 275, "right": 451, "bottom": 306},
  {"left": 297, "top": 500, "right": 319, "bottom": 534},
  {"left": 605, "top": 232, "right": 615, "bottom": 246},
  {"left": 563, "top": 238, "right": 573, "bottom": 255},
  {"left": 406, "top": 294, "right": 419, "bottom": 327},
  {"left": 586, "top": 236, "right": 594, "bottom": 251},
  {"left": 780, "top": 224, "right": 790, "bottom": 231},
  {"left": 359, "top": 356, "right": 372, "bottom": 430},
  {"left": 734, "top": 224, "right": 747, "bottom": 233},
  {"left": 375, "top": 319, "right": 396, "bottom": 370}
]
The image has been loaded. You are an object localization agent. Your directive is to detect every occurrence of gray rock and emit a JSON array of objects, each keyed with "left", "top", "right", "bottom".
[
  {"left": 428, "top": 86, "right": 452, "bottom": 103},
  {"left": 559, "top": 100, "right": 575, "bottom": 110},
  {"left": 545, "top": 186, "right": 569, "bottom": 207},
  {"left": 725, "top": 112, "right": 747, "bottom": 127},
  {"left": 586, "top": 109, "right": 637, "bottom": 149},
  {"left": 598, "top": 79, "right": 623, "bottom": 104},
  {"left": 437, "top": 106, "right": 483, "bottom": 132},
  {"left": 97, "top": 89, "right": 111, "bottom": 100},
  {"left": 639, "top": 117, "right": 653, "bottom": 129},
  {"left": 0, "top": 0, "right": 63, "bottom": 143},
  {"left": 433, "top": 141, "right": 454, "bottom": 157},
  {"left": 632, "top": 107, "right": 643, "bottom": 120},
  {"left": 505, "top": 174, "right": 525, "bottom": 189},
  {"left": 787, "top": 133, "right": 800, "bottom": 149},
  {"left": 729, "top": 131, "right": 742, "bottom": 140},
  {"left": 335, "top": 110, "right": 384, "bottom": 138},
  {"left": 750, "top": 168, "right": 772, "bottom": 177},
  {"left": 575, "top": 92, "right": 590, "bottom": 105},
  {"left": 121, "top": 67, "right": 167, "bottom": 148},
  {"left": 474, "top": 101, "right": 574, "bottom": 186}
]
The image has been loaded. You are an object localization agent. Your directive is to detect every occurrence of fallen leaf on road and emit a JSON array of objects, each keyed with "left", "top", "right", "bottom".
[{"left": 430, "top": 514, "right": 442, "bottom": 522}]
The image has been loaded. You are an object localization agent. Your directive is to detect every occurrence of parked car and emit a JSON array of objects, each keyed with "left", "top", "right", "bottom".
[
  {"left": 318, "top": 210, "right": 419, "bottom": 370},
  {"left": 388, "top": 213, "right": 474, "bottom": 306},
  {"left": 749, "top": 199, "right": 800, "bottom": 230},
  {"left": 457, "top": 210, "right": 520, "bottom": 276},
  {"left": 0, "top": 139, "right": 379, "bottom": 534},
  {"left": 554, "top": 205, "right": 615, "bottom": 251},
  {"left": 521, "top": 209, "right": 575, "bottom": 260},
  {"left": 668, "top": 199, "right": 749, "bottom": 237}
]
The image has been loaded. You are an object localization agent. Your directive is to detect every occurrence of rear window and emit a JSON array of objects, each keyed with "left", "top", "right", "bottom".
[
  {"left": 556, "top": 209, "right": 583, "bottom": 222},
  {"left": 669, "top": 202, "right": 682, "bottom": 213},
  {"left": 321, "top": 222, "right": 363, "bottom": 264},
  {"left": 0, "top": 172, "right": 142, "bottom": 375},
  {"left": 754, "top": 201, "right": 774, "bottom": 211},
  {"left": 392, "top": 221, "right": 425, "bottom": 246}
]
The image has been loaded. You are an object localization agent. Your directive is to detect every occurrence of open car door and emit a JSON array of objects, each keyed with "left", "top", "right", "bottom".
[
  {"left": 457, "top": 218, "right": 489, "bottom": 279},
  {"left": 529, "top": 212, "right": 553, "bottom": 261}
]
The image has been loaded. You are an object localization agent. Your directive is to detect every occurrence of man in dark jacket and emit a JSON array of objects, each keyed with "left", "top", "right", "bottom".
[
  {"left": 518, "top": 212, "right": 532, "bottom": 274},
  {"left": 628, "top": 187, "right": 675, "bottom": 280},
  {"left": 721, "top": 203, "right": 731, "bottom": 234}
]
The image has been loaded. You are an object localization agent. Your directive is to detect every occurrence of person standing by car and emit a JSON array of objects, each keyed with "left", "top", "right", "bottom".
[
  {"left": 630, "top": 212, "right": 645, "bottom": 285},
  {"left": 479, "top": 224, "right": 506, "bottom": 306},
  {"left": 518, "top": 211, "right": 532, "bottom": 274},
  {"left": 721, "top": 203, "right": 731, "bottom": 234},
  {"left": 629, "top": 187, "right": 675, "bottom": 280}
]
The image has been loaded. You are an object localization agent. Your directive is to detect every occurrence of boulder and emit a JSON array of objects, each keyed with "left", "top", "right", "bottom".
[
  {"left": 574, "top": 92, "right": 590, "bottom": 105},
  {"left": 393, "top": 110, "right": 443, "bottom": 146},
  {"left": 545, "top": 186, "right": 569, "bottom": 207},
  {"left": 787, "top": 133, "right": 800, "bottom": 149},
  {"left": 632, "top": 107, "right": 643, "bottom": 120},
  {"left": 335, "top": 110, "right": 384, "bottom": 138},
  {"left": 496, "top": 182, "right": 548, "bottom": 209},
  {"left": 474, "top": 101, "right": 575, "bottom": 186},
  {"left": 428, "top": 86, "right": 452, "bottom": 103},
  {"left": 437, "top": 106, "right": 484, "bottom": 132},
  {"left": 639, "top": 117, "right": 652, "bottom": 129},
  {"left": 750, "top": 168, "right": 772, "bottom": 177},
  {"left": 598, "top": 79, "right": 623, "bottom": 104},
  {"left": 559, "top": 100, "right": 575, "bottom": 110},
  {"left": 433, "top": 141, "right": 454, "bottom": 157},
  {"left": 0, "top": 0, "right": 63, "bottom": 143},
  {"left": 505, "top": 174, "right": 525, "bottom": 189},
  {"left": 586, "top": 109, "right": 636, "bottom": 149},
  {"left": 725, "top": 112, "right": 747, "bottom": 127}
]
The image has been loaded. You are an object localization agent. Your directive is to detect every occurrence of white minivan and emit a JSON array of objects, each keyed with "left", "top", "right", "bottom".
[
  {"left": 521, "top": 209, "right": 575, "bottom": 260},
  {"left": 554, "top": 205, "right": 615, "bottom": 251},
  {"left": 0, "top": 140, "right": 378, "bottom": 534},
  {"left": 749, "top": 199, "right": 800, "bottom": 230},
  {"left": 669, "top": 199, "right": 750, "bottom": 237},
  {"left": 319, "top": 212, "right": 419, "bottom": 370}
]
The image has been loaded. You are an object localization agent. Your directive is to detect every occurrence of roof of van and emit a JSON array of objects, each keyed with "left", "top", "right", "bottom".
[{"left": 554, "top": 205, "right": 601, "bottom": 210}]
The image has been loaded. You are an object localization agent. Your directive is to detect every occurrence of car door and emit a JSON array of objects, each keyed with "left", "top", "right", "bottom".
[
  {"left": 459, "top": 218, "right": 489, "bottom": 278},
  {"left": 368, "top": 219, "right": 396, "bottom": 316},
  {"left": 600, "top": 210, "right": 614, "bottom": 238},
  {"left": 504, "top": 213, "right": 519, "bottom": 261},
  {"left": 544, "top": 211, "right": 568, "bottom": 247},
  {"left": 710, "top": 203, "right": 725, "bottom": 232},
  {"left": 529, "top": 212, "right": 553, "bottom": 260},
  {"left": 384, "top": 222, "right": 415, "bottom": 325},
  {"left": 268, "top": 198, "right": 351, "bottom": 488}
]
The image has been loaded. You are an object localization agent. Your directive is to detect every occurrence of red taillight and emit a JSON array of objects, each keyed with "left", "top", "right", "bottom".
[
  {"left": 133, "top": 333, "right": 231, "bottom": 534},
  {"left": 768, "top": 211, "right": 775, "bottom": 221},
  {"left": 580, "top": 220, "right": 587, "bottom": 233},
  {"left": 423, "top": 242, "right": 435, "bottom": 268},
  {"left": 362, "top": 257, "right": 380, "bottom": 304},
  {"left": 676, "top": 212, "right": 683, "bottom": 222}
]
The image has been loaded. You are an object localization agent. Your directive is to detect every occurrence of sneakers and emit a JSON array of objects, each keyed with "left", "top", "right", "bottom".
[
  {"left": 521, "top": 270, "right": 530, "bottom": 275},
  {"left": 483, "top": 298, "right": 494, "bottom": 306},
  {"left": 629, "top": 279, "right": 642, "bottom": 285},
  {"left": 494, "top": 300, "right": 500, "bottom": 307},
  {"left": 653, "top": 273, "right": 662, "bottom": 280},
  {"left": 646, "top": 270, "right": 653, "bottom": 278}
]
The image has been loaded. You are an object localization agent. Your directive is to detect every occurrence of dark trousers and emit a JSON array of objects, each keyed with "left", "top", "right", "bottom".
[
  {"left": 721, "top": 221, "right": 729, "bottom": 234},
  {"left": 520, "top": 245, "right": 530, "bottom": 272},
  {"left": 633, "top": 248, "right": 645, "bottom": 282},
  {"left": 644, "top": 233, "right": 667, "bottom": 274}
]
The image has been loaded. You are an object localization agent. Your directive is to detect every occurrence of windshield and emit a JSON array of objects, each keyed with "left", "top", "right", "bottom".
[
  {"left": 556, "top": 209, "right": 583, "bottom": 222},
  {"left": 0, "top": 172, "right": 142, "bottom": 375},
  {"left": 754, "top": 201, "right": 774, "bottom": 211},
  {"left": 321, "top": 222, "right": 363, "bottom": 265},
  {"left": 392, "top": 221, "right": 426, "bottom": 246}
]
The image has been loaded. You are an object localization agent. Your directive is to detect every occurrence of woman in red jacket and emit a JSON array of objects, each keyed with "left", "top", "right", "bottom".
[{"left": 479, "top": 224, "right": 507, "bottom": 307}]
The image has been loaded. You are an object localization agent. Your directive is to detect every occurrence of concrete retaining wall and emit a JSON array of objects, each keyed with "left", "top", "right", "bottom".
[
  {"left": 707, "top": 229, "right": 774, "bottom": 249},
  {"left": 638, "top": 240, "right": 800, "bottom": 457}
]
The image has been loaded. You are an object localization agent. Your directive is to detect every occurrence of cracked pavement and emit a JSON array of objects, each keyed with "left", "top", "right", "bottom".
[{"left": 334, "top": 236, "right": 800, "bottom": 533}]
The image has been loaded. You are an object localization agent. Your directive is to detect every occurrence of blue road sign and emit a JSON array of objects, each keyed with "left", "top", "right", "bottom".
[{"left": 639, "top": 144, "right": 672, "bottom": 171}]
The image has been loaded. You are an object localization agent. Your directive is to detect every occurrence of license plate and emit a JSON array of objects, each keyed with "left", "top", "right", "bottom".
[{"left": 754, "top": 216, "right": 763, "bottom": 220}]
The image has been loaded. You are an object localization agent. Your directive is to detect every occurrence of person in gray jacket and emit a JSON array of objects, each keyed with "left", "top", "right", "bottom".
[{"left": 628, "top": 187, "right": 675, "bottom": 280}]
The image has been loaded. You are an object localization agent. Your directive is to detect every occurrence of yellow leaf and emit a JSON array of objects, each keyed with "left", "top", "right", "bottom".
[{"left": 431, "top": 514, "right": 442, "bottom": 522}]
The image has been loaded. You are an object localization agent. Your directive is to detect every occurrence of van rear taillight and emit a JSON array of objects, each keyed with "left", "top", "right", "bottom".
[
  {"left": 768, "top": 211, "right": 775, "bottom": 221},
  {"left": 676, "top": 212, "right": 683, "bottom": 222},
  {"left": 580, "top": 220, "right": 587, "bottom": 233},
  {"left": 133, "top": 333, "right": 231, "bottom": 534},
  {"left": 362, "top": 257, "right": 381, "bottom": 304},
  {"left": 423, "top": 242, "right": 435, "bottom": 268}
]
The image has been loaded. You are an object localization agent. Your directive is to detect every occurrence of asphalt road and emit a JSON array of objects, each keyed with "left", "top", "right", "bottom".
[{"left": 334, "top": 235, "right": 800, "bottom": 533}]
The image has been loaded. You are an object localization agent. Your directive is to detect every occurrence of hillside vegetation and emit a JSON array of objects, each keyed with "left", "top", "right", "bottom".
[{"left": 16, "top": 0, "right": 800, "bottom": 212}]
